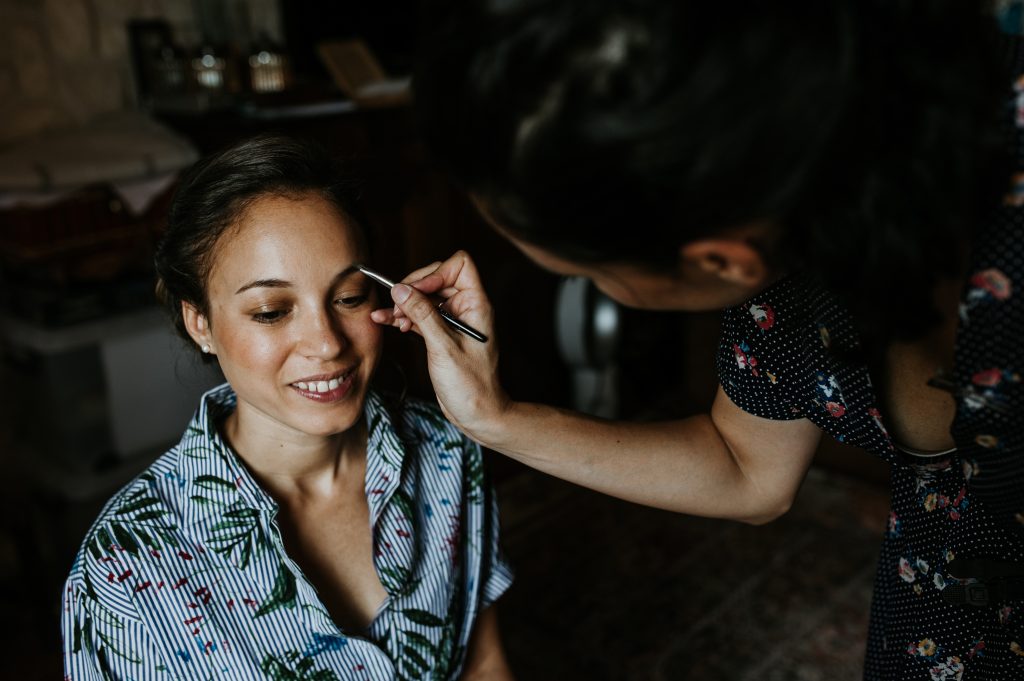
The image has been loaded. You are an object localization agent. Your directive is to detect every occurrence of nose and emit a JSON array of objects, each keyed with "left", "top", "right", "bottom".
[{"left": 297, "top": 306, "right": 347, "bottom": 359}]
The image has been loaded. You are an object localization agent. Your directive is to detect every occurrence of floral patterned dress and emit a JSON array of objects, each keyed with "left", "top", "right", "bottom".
[
  {"left": 716, "top": 65, "right": 1024, "bottom": 681},
  {"left": 61, "top": 385, "right": 513, "bottom": 680}
]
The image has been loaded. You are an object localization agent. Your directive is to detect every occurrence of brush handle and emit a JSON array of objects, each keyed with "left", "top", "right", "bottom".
[{"left": 437, "top": 304, "right": 488, "bottom": 343}]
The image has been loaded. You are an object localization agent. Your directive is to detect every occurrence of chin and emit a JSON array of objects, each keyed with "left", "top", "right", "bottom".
[{"left": 297, "top": 405, "right": 365, "bottom": 438}]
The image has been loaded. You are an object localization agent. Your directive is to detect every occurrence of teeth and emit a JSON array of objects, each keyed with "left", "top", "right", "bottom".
[{"left": 293, "top": 372, "right": 350, "bottom": 393}]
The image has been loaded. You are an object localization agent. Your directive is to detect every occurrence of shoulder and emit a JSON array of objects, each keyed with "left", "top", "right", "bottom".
[
  {"left": 63, "top": 389, "right": 230, "bottom": 611},
  {"left": 66, "top": 453, "right": 184, "bottom": 614},
  {"left": 720, "top": 276, "right": 853, "bottom": 350},
  {"left": 717, "top": 276, "right": 860, "bottom": 419},
  {"left": 81, "top": 450, "right": 185, "bottom": 542}
]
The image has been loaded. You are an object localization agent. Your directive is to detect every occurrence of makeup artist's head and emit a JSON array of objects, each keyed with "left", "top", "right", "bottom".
[
  {"left": 155, "top": 135, "right": 382, "bottom": 438},
  {"left": 416, "top": 0, "right": 1007, "bottom": 342}
]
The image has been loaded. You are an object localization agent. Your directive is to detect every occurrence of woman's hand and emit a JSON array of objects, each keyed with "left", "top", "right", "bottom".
[{"left": 370, "top": 251, "right": 512, "bottom": 442}]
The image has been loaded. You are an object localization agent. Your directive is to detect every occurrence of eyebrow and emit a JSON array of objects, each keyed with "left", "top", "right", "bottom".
[{"left": 234, "top": 264, "right": 361, "bottom": 295}]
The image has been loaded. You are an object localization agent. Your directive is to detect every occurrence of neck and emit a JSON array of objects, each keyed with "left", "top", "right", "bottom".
[{"left": 223, "top": 407, "right": 368, "bottom": 501}]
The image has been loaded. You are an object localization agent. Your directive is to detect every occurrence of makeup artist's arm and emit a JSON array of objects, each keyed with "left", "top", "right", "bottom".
[
  {"left": 373, "top": 252, "right": 822, "bottom": 525},
  {"left": 460, "top": 607, "right": 516, "bottom": 680}
]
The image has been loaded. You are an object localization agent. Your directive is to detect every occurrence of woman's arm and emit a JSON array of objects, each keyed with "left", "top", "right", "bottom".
[
  {"left": 376, "top": 252, "right": 822, "bottom": 524},
  {"left": 480, "top": 386, "right": 821, "bottom": 524},
  {"left": 460, "top": 606, "right": 516, "bottom": 680}
]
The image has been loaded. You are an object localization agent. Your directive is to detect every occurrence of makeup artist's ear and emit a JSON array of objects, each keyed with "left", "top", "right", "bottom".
[
  {"left": 679, "top": 239, "right": 770, "bottom": 288},
  {"left": 181, "top": 302, "right": 214, "bottom": 354}
]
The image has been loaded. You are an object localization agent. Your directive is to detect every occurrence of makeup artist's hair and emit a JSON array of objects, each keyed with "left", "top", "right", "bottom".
[
  {"left": 415, "top": 0, "right": 1011, "bottom": 348},
  {"left": 154, "top": 134, "right": 367, "bottom": 360}
]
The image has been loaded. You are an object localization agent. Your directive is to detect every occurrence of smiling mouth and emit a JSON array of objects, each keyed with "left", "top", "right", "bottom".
[{"left": 290, "top": 368, "right": 356, "bottom": 400}]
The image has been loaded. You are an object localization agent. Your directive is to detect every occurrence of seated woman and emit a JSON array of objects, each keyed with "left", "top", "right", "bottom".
[{"left": 61, "top": 135, "right": 515, "bottom": 680}]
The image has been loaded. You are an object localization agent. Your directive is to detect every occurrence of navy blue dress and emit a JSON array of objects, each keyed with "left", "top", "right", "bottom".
[{"left": 716, "top": 58, "right": 1024, "bottom": 681}]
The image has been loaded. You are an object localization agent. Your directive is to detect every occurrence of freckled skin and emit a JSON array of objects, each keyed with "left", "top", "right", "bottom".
[
  {"left": 201, "top": 193, "right": 383, "bottom": 448},
  {"left": 185, "top": 192, "right": 392, "bottom": 629}
]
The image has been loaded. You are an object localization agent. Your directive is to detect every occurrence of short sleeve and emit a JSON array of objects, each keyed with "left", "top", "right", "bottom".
[
  {"left": 716, "top": 277, "right": 894, "bottom": 458},
  {"left": 480, "top": 483, "right": 515, "bottom": 608},
  {"left": 465, "top": 441, "right": 514, "bottom": 608},
  {"left": 716, "top": 296, "right": 808, "bottom": 421}
]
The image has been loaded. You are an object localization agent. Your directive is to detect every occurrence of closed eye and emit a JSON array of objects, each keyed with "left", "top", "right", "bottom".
[
  {"left": 252, "top": 308, "right": 290, "bottom": 324},
  {"left": 336, "top": 294, "right": 370, "bottom": 308}
]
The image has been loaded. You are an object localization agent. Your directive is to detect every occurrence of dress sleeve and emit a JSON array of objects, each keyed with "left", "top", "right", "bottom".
[{"left": 716, "top": 299, "right": 809, "bottom": 421}]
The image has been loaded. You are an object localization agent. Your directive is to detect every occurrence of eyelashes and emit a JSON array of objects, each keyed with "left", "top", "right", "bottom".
[
  {"left": 252, "top": 309, "right": 289, "bottom": 324},
  {"left": 249, "top": 292, "right": 371, "bottom": 325},
  {"left": 336, "top": 294, "right": 370, "bottom": 308}
]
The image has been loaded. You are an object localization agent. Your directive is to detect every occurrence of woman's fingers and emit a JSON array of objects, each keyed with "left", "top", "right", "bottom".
[
  {"left": 370, "top": 251, "right": 493, "bottom": 338},
  {"left": 404, "top": 251, "right": 487, "bottom": 298},
  {"left": 390, "top": 283, "right": 454, "bottom": 345},
  {"left": 388, "top": 266, "right": 506, "bottom": 438},
  {"left": 436, "top": 250, "right": 487, "bottom": 294},
  {"left": 401, "top": 261, "right": 444, "bottom": 285}
]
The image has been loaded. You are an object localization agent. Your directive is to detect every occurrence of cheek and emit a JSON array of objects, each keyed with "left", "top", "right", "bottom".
[
  {"left": 351, "top": 316, "right": 384, "bottom": 364},
  {"left": 214, "top": 322, "right": 289, "bottom": 375}
]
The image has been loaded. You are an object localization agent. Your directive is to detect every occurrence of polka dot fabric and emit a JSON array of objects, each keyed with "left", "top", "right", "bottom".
[{"left": 715, "top": 53, "right": 1024, "bottom": 681}]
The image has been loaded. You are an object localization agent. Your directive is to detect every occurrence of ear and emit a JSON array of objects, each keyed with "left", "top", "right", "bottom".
[
  {"left": 679, "top": 238, "right": 770, "bottom": 288},
  {"left": 181, "top": 301, "right": 214, "bottom": 354}
]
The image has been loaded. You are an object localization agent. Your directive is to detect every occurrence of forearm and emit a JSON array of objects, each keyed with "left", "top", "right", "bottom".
[{"left": 472, "top": 390, "right": 821, "bottom": 524}]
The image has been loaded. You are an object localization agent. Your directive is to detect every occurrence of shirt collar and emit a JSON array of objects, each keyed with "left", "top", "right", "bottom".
[
  {"left": 178, "top": 384, "right": 408, "bottom": 528},
  {"left": 177, "top": 384, "right": 277, "bottom": 532}
]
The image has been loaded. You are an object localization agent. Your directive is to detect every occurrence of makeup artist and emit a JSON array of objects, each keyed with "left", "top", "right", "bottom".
[{"left": 369, "top": 1, "right": 1024, "bottom": 679}]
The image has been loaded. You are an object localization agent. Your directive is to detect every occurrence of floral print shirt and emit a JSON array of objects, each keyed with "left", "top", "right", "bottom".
[
  {"left": 716, "top": 49, "right": 1024, "bottom": 681},
  {"left": 61, "top": 385, "right": 513, "bottom": 680}
]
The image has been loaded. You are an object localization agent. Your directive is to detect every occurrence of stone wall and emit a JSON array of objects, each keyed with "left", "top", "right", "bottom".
[{"left": 0, "top": 0, "right": 281, "bottom": 147}]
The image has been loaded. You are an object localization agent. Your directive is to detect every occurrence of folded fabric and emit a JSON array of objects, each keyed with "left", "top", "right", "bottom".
[{"left": 0, "top": 110, "right": 197, "bottom": 193}]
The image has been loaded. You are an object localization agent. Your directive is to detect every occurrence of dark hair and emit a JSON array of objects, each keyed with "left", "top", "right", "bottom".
[
  {"left": 154, "top": 135, "right": 366, "bottom": 360},
  {"left": 415, "top": 0, "right": 1012, "bottom": 347}
]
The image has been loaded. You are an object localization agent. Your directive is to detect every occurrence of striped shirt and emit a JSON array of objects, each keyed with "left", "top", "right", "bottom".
[{"left": 61, "top": 384, "right": 513, "bottom": 680}]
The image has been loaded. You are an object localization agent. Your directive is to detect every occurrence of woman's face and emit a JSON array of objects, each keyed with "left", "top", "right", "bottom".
[
  {"left": 503, "top": 237, "right": 745, "bottom": 311},
  {"left": 474, "top": 200, "right": 773, "bottom": 311},
  {"left": 193, "top": 192, "right": 382, "bottom": 440}
]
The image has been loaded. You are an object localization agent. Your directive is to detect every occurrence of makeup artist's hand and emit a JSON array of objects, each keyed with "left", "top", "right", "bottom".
[{"left": 370, "top": 251, "right": 512, "bottom": 441}]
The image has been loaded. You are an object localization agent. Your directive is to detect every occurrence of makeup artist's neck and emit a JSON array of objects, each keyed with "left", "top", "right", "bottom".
[{"left": 223, "top": 410, "right": 368, "bottom": 500}]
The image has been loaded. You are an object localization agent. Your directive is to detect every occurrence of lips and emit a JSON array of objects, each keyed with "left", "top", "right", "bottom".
[{"left": 290, "top": 368, "right": 356, "bottom": 402}]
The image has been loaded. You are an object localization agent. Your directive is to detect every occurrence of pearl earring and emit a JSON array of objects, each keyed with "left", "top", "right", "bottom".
[{"left": 201, "top": 344, "right": 211, "bottom": 354}]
